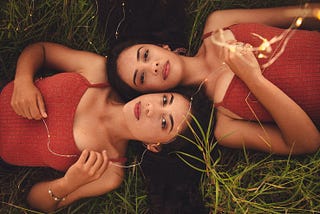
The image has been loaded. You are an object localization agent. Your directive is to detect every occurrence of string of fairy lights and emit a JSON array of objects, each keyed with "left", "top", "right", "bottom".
[{"left": 210, "top": 3, "right": 320, "bottom": 69}]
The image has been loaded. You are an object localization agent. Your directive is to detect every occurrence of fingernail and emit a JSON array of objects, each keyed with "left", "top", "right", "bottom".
[{"left": 42, "top": 112, "right": 47, "bottom": 118}]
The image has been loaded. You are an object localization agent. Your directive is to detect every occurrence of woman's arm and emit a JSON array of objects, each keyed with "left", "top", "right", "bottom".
[
  {"left": 14, "top": 42, "right": 106, "bottom": 82},
  {"left": 12, "top": 42, "right": 107, "bottom": 120},
  {"left": 203, "top": 3, "right": 320, "bottom": 34},
  {"left": 215, "top": 46, "right": 319, "bottom": 155},
  {"left": 27, "top": 150, "right": 114, "bottom": 212},
  {"left": 59, "top": 165, "right": 124, "bottom": 208}
]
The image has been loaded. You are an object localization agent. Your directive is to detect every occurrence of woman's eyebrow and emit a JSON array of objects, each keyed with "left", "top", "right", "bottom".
[
  {"left": 133, "top": 46, "right": 144, "bottom": 85},
  {"left": 168, "top": 94, "right": 174, "bottom": 132},
  {"left": 169, "top": 114, "right": 174, "bottom": 132},
  {"left": 169, "top": 94, "right": 174, "bottom": 104},
  {"left": 133, "top": 70, "right": 137, "bottom": 85},
  {"left": 137, "top": 46, "right": 143, "bottom": 61}
]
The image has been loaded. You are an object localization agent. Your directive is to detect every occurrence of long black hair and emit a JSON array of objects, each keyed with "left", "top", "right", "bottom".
[
  {"left": 107, "top": 39, "right": 147, "bottom": 101},
  {"left": 138, "top": 85, "right": 214, "bottom": 214}
]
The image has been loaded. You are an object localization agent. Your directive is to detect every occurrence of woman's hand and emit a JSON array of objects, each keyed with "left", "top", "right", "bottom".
[
  {"left": 11, "top": 81, "right": 47, "bottom": 120},
  {"left": 223, "top": 42, "right": 262, "bottom": 82},
  {"left": 63, "top": 150, "right": 109, "bottom": 188}
]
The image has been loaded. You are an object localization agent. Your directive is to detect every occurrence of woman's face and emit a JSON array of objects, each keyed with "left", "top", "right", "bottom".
[
  {"left": 117, "top": 44, "right": 184, "bottom": 92},
  {"left": 123, "top": 92, "right": 190, "bottom": 143}
]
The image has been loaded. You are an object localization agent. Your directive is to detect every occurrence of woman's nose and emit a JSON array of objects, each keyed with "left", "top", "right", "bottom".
[
  {"left": 152, "top": 62, "right": 159, "bottom": 75},
  {"left": 145, "top": 103, "right": 153, "bottom": 117}
]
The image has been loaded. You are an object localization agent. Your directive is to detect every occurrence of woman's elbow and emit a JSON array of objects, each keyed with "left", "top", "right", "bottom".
[
  {"left": 112, "top": 176, "right": 124, "bottom": 190},
  {"left": 290, "top": 132, "right": 320, "bottom": 154},
  {"left": 304, "top": 132, "right": 320, "bottom": 153}
]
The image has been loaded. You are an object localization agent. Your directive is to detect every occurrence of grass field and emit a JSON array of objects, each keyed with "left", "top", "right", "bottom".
[{"left": 1, "top": 0, "right": 319, "bottom": 213}]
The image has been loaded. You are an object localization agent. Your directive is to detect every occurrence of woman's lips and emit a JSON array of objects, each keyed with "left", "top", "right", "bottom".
[
  {"left": 162, "top": 61, "right": 170, "bottom": 80},
  {"left": 134, "top": 101, "right": 141, "bottom": 120}
]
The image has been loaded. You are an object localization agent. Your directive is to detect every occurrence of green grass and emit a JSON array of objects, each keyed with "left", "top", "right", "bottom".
[
  {"left": 1, "top": 0, "right": 319, "bottom": 213},
  {"left": 178, "top": 109, "right": 320, "bottom": 213}
]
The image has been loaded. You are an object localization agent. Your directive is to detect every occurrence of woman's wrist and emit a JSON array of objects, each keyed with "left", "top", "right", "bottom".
[
  {"left": 48, "top": 188, "right": 66, "bottom": 202},
  {"left": 14, "top": 71, "right": 35, "bottom": 84},
  {"left": 242, "top": 72, "right": 265, "bottom": 90},
  {"left": 46, "top": 177, "right": 75, "bottom": 202}
]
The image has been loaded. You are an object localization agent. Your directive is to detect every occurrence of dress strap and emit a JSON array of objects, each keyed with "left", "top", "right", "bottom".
[
  {"left": 109, "top": 157, "right": 127, "bottom": 164},
  {"left": 202, "top": 31, "right": 215, "bottom": 40},
  {"left": 202, "top": 27, "right": 231, "bottom": 40},
  {"left": 214, "top": 102, "right": 224, "bottom": 108},
  {"left": 88, "top": 82, "right": 110, "bottom": 88}
]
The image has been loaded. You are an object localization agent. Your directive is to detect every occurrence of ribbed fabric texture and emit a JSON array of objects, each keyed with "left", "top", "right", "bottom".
[
  {"left": 207, "top": 23, "right": 320, "bottom": 127},
  {"left": 0, "top": 72, "right": 109, "bottom": 171}
]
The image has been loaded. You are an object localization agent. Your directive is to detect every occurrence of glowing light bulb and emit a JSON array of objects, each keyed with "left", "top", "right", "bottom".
[
  {"left": 258, "top": 39, "right": 271, "bottom": 52},
  {"left": 314, "top": 9, "right": 320, "bottom": 20},
  {"left": 295, "top": 17, "right": 303, "bottom": 27},
  {"left": 229, "top": 45, "right": 236, "bottom": 52},
  {"left": 257, "top": 53, "right": 267, "bottom": 59}
]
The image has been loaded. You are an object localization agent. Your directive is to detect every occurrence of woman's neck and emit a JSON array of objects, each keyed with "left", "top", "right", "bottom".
[
  {"left": 180, "top": 54, "right": 223, "bottom": 86},
  {"left": 101, "top": 99, "right": 134, "bottom": 143},
  {"left": 180, "top": 55, "right": 209, "bottom": 85}
]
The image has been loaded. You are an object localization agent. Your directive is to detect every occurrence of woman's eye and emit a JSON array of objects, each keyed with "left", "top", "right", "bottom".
[
  {"left": 162, "top": 95, "right": 168, "bottom": 106},
  {"left": 161, "top": 117, "right": 167, "bottom": 129},
  {"left": 140, "top": 72, "right": 145, "bottom": 84},
  {"left": 144, "top": 50, "right": 149, "bottom": 61}
]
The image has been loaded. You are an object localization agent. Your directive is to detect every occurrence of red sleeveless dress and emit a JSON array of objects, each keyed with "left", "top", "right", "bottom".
[
  {"left": 0, "top": 72, "right": 109, "bottom": 171},
  {"left": 203, "top": 23, "right": 320, "bottom": 128}
]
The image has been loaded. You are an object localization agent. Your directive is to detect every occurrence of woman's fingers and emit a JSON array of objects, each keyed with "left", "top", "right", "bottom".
[
  {"left": 11, "top": 83, "right": 47, "bottom": 120},
  {"left": 80, "top": 150, "right": 109, "bottom": 175},
  {"left": 95, "top": 150, "right": 109, "bottom": 175},
  {"left": 78, "top": 149, "right": 90, "bottom": 164},
  {"left": 89, "top": 152, "right": 102, "bottom": 171},
  {"left": 37, "top": 93, "right": 47, "bottom": 118},
  {"left": 67, "top": 150, "right": 109, "bottom": 184}
]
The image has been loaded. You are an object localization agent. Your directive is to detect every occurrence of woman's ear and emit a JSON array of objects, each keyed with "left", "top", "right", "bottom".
[
  {"left": 161, "top": 44, "right": 171, "bottom": 51},
  {"left": 146, "top": 143, "right": 162, "bottom": 153}
]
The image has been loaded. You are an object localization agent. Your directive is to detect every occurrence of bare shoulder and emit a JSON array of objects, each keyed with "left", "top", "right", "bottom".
[
  {"left": 78, "top": 54, "right": 107, "bottom": 83},
  {"left": 203, "top": 10, "right": 236, "bottom": 35}
]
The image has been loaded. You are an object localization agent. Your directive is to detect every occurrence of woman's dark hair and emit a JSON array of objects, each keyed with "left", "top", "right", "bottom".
[
  {"left": 139, "top": 86, "right": 214, "bottom": 214},
  {"left": 100, "top": 0, "right": 190, "bottom": 102},
  {"left": 162, "top": 85, "right": 215, "bottom": 150},
  {"left": 107, "top": 39, "right": 148, "bottom": 102}
]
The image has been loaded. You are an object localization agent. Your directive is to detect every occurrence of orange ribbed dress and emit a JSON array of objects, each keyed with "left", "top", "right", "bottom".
[
  {"left": 0, "top": 72, "right": 109, "bottom": 171},
  {"left": 203, "top": 23, "right": 320, "bottom": 127}
]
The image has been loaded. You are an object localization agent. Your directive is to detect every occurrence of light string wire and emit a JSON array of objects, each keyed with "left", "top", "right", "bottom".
[
  {"left": 115, "top": 1, "right": 126, "bottom": 39},
  {"left": 41, "top": 118, "right": 148, "bottom": 169},
  {"left": 110, "top": 149, "right": 148, "bottom": 168},
  {"left": 42, "top": 118, "right": 77, "bottom": 158}
]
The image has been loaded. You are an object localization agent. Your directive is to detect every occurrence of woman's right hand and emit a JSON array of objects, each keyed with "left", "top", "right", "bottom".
[
  {"left": 223, "top": 42, "right": 262, "bottom": 82},
  {"left": 63, "top": 150, "right": 109, "bottom": 188},
  {"left": 11, "top": 81, "right": 47, "bottom": 120}
]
